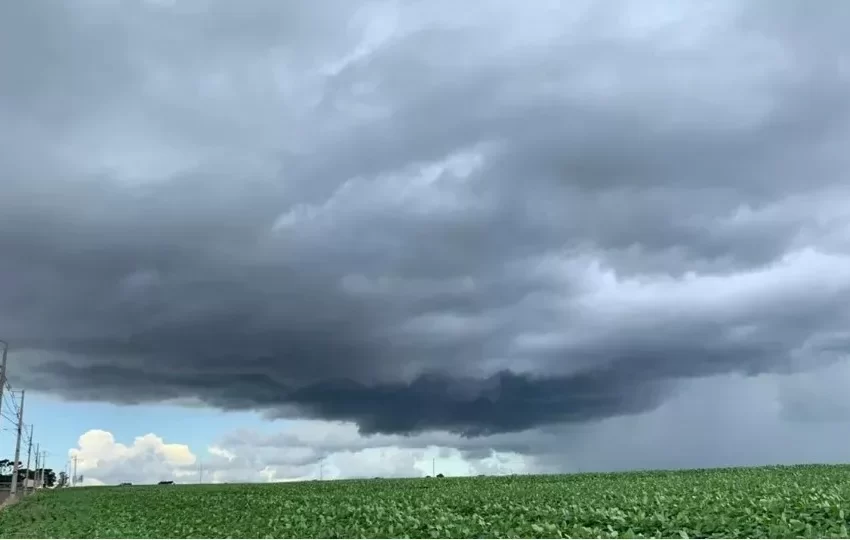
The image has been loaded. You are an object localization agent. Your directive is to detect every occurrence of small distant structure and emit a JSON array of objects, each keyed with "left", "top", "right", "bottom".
[
  {"left": 157, "top": 480, "right": 174, "bottom": 485},
  {"left": 119, "top": 482, "right": 132, "bottom": 486}
]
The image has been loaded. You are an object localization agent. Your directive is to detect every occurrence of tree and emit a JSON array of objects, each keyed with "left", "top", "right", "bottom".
[
  {"left": 0, "top": 462, "right": 29, "bottom": 488},
  {"left": 42, "top": 469, "right": 56, "bottom": 488},
  {"left": 57, "top": 471, "right": 69, "bottom": 488},
  {"left": 0, "top": 461, "right": 58, "bottom": 488},
  {"left": 0, "top": 459, "right": 23, "bottom": 479}
]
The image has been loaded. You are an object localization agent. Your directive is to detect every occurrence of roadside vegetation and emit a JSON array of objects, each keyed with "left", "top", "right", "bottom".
[{"left": 1, "top": 464, "right": 849, "bottom": 538}]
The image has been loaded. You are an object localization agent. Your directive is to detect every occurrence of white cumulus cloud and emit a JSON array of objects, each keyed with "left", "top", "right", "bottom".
[{"left": 69, "top": 429, "right": 197, "bottom": 486}]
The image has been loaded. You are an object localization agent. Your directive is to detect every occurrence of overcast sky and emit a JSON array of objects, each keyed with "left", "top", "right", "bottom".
[{"left": 2, "top": 0, "right": 850, "bottom": 483}]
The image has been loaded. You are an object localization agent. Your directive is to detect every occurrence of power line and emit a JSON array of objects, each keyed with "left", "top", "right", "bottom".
[
  {"left": 0, "top": 341, "right": 50, "bottom": 496},
  {"left": 2, "top": 392, "right": 17, "bottom": 415},
  {"left": 1, "top": 390, "right": 25, "bottom": 427}
]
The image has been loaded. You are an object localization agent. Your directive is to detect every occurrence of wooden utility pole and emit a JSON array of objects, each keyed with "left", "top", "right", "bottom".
[
  {"left": 9, "top": 390, "right": 24, "bottom": 497},
  {"left": 24, "top": 425, "right": 33, "bottom": 493},
  {"left": 0, "top": 340, "right": 8, "bottom": 433},
  {"left": 33, "top": 444, "right": 39, "bottom": 489}
]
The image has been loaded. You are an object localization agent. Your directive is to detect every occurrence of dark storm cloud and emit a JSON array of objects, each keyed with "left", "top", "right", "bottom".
[{"left": 2, "top": 0, "right": 850, "bottom": 435}]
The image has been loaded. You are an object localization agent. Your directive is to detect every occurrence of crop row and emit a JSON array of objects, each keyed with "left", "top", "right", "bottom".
[{"left": 1, "top": 464, "right": 849, "bottom": 538}]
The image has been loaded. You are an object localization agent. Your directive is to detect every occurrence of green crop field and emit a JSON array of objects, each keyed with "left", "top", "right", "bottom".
[{"left": 2, "top": 465, "right": 850, "bottom": 538}]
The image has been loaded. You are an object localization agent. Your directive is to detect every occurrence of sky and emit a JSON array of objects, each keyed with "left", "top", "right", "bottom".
[{"left": 2, "top": 0, "right": 850, "bottom": 485}]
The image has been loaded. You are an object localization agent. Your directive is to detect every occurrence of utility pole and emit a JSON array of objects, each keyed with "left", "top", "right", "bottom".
[
  {"left": 40, "top": 451, "right": 46, "bottom": 488},
  {"left": 432, "top": 458, "right": 435, "bottom": 477},
  {"left": 33, "top": 444, "right": 39, "bottom": 489},
  {"left": 0, "top": 340, "right": 8, "bottom": 433},
  {"left": 72, "top": 455, "right": 78, "bottom": 487},
  {"left": 10, "top": 390, "right": 24, "bottom": 497},
  {"left": 25, "top": 425, "right": 33, "bottom": 494},
  {"left": 198, "top": 460, "right": 203, "bottom": 484},
  {"left": 319, "top": 459, "right": 324, "bottom": 481}
]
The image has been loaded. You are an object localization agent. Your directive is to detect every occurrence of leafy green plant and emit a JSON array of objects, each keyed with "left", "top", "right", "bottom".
[{"left": 1, "top": 464, "right": 849, "bottom": 538}]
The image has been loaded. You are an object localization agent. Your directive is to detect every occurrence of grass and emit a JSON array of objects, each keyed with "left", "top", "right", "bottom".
[{"left": 2, "top": 464, "right": 850, "bottom": 538}]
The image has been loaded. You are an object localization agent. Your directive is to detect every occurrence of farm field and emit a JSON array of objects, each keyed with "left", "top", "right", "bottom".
[{"left": 1, "top": 465, "right": 850, "bottom": 538}]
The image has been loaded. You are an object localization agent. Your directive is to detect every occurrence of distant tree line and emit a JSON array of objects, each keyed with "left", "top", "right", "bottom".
[{"left": 0, "top": 459, "right": 57, "bottom": 488}]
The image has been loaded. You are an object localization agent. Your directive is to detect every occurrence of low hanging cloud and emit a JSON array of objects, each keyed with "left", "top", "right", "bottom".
[
  {"left": 72, "top": 360, "right": 850, "bottom": 485},
  {"left": 247, "top": 364, "right": 850, "bottom": 475},
  {"left": 3, "top": 0, "right": 850, "bottom": 440}
]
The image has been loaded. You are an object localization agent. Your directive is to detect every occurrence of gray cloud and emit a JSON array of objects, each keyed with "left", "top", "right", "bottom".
[
  {"left": 225, "top": 365, "right": 850, "bottom": 476},
  {"left": 69, "top": 362, "right": 850, "bottom": 485},
  {"left": 3, "top": 0, "right": 850, "bottom": 440}
]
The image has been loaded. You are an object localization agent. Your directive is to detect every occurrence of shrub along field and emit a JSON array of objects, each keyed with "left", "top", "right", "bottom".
[{"left": 1, "top": 465, "right": 850, "bottom": 538}]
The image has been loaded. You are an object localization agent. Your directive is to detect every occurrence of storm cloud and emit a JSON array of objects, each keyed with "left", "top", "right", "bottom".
[{"left": 2, "top": 0, "right": 850, "bottom": 436}]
